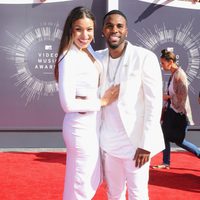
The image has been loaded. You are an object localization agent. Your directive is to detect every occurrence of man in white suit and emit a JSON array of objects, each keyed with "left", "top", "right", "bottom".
[{"left": 98, "top": 10, "right": 165, "bottom": 200}]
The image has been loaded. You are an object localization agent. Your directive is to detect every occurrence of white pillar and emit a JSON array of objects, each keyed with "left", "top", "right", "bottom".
[{"left": 107, "top": 0, "right": 119, "bottom": 11}]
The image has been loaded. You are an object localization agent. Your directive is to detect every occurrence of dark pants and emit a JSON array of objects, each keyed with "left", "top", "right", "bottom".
[
  {"left": 163, "top": 138, "right": 200, "bottom": 165},
  {"left": 161, "top": 107, "right": 197, "bottom": 165},
  {"left": 162, "top": 107, "right": 188, "bottom": 144}
]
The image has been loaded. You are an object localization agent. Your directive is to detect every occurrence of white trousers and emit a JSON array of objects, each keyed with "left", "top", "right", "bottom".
[{"left": 103, "top": 152, "right": 150, "bottom": 200}]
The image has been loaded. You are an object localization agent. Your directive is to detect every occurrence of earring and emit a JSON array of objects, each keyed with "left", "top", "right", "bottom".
[{"left": 93, "top": 37, "right": 95, "bottom": 43}]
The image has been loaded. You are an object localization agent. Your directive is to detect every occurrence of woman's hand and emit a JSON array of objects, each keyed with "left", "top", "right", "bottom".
[
  {"left": 101, "top": 84, "right": 120, "bottom": 107},
  {"left": 163, "top": 94, "right": 171, "bottom": 101}
]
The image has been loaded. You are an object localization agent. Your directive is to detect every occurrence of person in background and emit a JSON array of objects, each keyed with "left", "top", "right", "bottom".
[
  {"left": 97, "top": 10, "right": 165, "bottom": 200},
  {"left": 153, "top": 49, "right": 200, "bottom": 170},
  {"left": 54, "top": 6, "right": 119, "bottom": 200},
  {"left": 192, "top": 0, "right": 200, "bottom": 3}
]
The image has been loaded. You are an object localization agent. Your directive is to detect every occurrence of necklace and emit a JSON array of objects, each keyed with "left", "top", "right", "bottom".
[
  {"left": 107, "top": 56, "right": 123, "bottom": 83},
  {"left": 107, "top": 43, "right": 127, "bottom": 84}
]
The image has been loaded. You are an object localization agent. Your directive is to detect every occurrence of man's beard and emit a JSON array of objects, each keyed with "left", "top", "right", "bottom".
[
  {"left": 107, "top": 38, "right": 125, "bottom": 49},
  {"left": 108, "top": 43, "right": 119, "bottom": 49}
]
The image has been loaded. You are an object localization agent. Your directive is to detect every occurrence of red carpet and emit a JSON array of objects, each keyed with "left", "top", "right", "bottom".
[{"left": 0, "top": 151, "right": 199, "bottom": 200}]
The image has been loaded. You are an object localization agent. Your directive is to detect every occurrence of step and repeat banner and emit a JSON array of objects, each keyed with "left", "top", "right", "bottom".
[
  {"left": 119, "top": 0, "right": 200, "bottom": 127},
  {"left": 0, "top": 0, "right": 106, "bottom": 130},
  {"left": 0, "top": 0, "right": 199, "bottom": 130}
]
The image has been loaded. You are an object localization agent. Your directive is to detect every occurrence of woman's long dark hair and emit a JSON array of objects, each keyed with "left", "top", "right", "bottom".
[{"left": 54, "top": 6, "right": 95, "bottom": 82}]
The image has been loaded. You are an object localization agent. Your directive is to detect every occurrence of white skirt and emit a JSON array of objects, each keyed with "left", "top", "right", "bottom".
[{"left": 62, "top": 112, "right": 101, "bottom": 200}]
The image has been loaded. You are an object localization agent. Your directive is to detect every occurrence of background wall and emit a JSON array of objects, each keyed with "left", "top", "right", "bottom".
[
  {"left": 0, "top": 0, "right": 199, "bottom": 148},
  {"left": 119, "top": 0, "right": 200, "bottom": 128},
  {"left": 0, "top": 0, "right": 106, "bottom": 131}
]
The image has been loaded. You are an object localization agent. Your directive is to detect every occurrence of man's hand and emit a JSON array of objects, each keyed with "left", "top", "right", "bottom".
[{"left": 133, "top": 148, "right": 150, "bottom": 168}]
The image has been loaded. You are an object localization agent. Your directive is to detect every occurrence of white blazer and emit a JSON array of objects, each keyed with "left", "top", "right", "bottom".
[{"left": 97, "top": 41, "right": 165, "bottom": 157}]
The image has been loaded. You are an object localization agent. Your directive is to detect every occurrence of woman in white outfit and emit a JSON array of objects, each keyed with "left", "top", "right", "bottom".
[{"left": 54, "top": 7, "right": 119, "bottom": 200}]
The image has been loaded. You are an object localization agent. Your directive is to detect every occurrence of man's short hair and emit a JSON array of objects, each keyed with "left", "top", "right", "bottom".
[{"left": 103, "top": 10, "right": 127, "bottom": 25}]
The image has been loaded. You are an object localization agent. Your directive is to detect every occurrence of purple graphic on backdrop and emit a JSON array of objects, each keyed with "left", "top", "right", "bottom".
[
  {"left": 132, "top": 20, "right": 200, "bottom": 93},
  {"left": 1, "top": 22, "right": 62, "bottom": 105}
]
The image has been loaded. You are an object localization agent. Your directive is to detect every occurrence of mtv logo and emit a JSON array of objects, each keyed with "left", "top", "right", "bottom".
[{"left": 45, "top": 45, "right": 52, "bottom": 50}]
